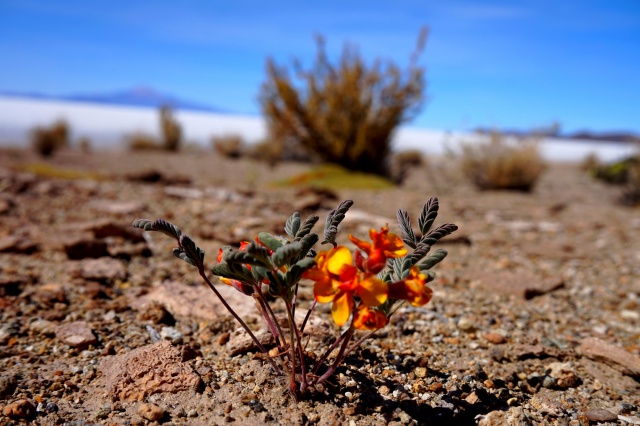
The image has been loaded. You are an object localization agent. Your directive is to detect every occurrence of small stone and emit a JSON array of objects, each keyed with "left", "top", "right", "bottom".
[
  {"left": 483, "top": 332, "right": 506, "bottom": 344},
  {"left": 139, "top": 403, "right": 165, "bottom": 422},
  {"left": 541, "top": 375, "right": 556, "bottom": 389},
  {"left": 465, "top": 392, "right": 480, "bottom": 404},
  {"left": 63, "top": 235, "right": 109, "bottom": 259},
  {"left": 2, "top": 399, "right": 36, "bottom": 419},
  {"left": 583, "top": 408, "right": 617, "bottom": 422},
  {"left": 187, "top": 409, "right": 198, "bottom": 417},
  {"left": 379, "top": 385, "right": 390, "bottom": 396},
  {"left": 55, "top": 321, "right": 97, "bottom": 348},
  {"left": 457, "top": 316, "right": 476, "bottom": 332},
  {"left": 29, "top": 319, "right": 57, "bottom": 335},
  {"left": 160, "top": 326, "right": 183, "bottom": 344},
  {"left": 414, "top": 367, "right": 427, "bottom": 378},
  {"left": 0, "top": 374, "right": 18, "bottom": 397}
]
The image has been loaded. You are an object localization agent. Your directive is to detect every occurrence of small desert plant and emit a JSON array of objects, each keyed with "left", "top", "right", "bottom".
[
  {"left": 618, "top": 160, "right": 640, "bottom": 206},
  {"left": 212, "top": 134, "right": 246, "bottom": 159},
  {"left": 78, "top": 137, "right": 92, "bottom": 154},
  {"left": 134, "top": 197, "right": 456, "bottom": 401},
  {"left": 260, "top": 29, "right": 428, "bottom": 179},
  {"left": 391, "top": 149, "right": 425, "bottom": 184},
  {"left": 127, "top": 133, "right": 162, "bottom": 151},
  {"left": 587, "top": 154, "right": 639, "bottom": 185},
  {"left": 31, "top": 120, "right": 69, "bottom": 157},
  {"left": 459, "top": 132, "right": 546, "bottom": 192},
  {"left": 160, "top": 105, "right": 182, "bottom": 152}
]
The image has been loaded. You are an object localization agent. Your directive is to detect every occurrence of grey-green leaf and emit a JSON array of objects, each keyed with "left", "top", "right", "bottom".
[
  {"left": 295, "top": 215, "right": 319, "bottom": 241},
  {"left": 418, "top": 197, "right": 439, "bottom": 235},
  {"left": 272, "top": 241, "right": 303, "bottom": 268},
  {"left": 396, "top": 209, "right": 417, "bottom": 249},
  {"left": 257, "top": 232, "right": 284, "bottom": 252},
  {"left": 418, "top": 249, "right": 448, "bottom": 271},
  {"left": 285, "top": 212, "right": 301, "bottom": 238},
  {"left": 322, "top": 200, "right": 353, "bottom": 245}
]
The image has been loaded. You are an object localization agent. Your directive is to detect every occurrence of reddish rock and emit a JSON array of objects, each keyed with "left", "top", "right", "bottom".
[
  {"left": 131, "top": 281, "right": 258, "bottom": 322},
  {"left": 227, "top": 327, "right": 276, "bottom": 356},
  {"left": 583, "top": 408, "right": 617, "bottom": 422},
  {"left": 55, "top": 321, "right": 97, "bottom": 348},
  {"left": 482, "top": 332, "right": 506, "bottom": 344},
  {"left": 99, "top": 340, "right": 202, "bottom": 401},
  {"left": 74, "top": 258, "right": 127, "bottom": 284},
  {"left": 578, "top": 337, "right": 640, "bottom": 378},
  {"left": 0, "top": 235, "right": 38, "bottom": 254},
  {"left": 138, "top": 403, "right": 165, "bottom": 421},
  {"left": 2, "top": 399, "right": 35, "bottom": 419},
  {"left": 470, "top": 270, "right": 564, "bottom": 299}
]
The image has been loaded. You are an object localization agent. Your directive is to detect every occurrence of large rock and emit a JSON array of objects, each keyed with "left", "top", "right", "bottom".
[
  {"left": 73, "top": 258, "right": 127, "bottom": 284},
  {"left": 55, "top": 321, "right": 97, "bottom": 348},
  {"left": 99, "top": 340, "right": 202, "bottom": 401}
]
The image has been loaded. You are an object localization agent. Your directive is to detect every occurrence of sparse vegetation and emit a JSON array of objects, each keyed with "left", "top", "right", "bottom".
[
  {"left": 390, "top": 149, "right": 424, "bottom": 184},
  {"left": 160, "top": 105, "right": 182, "bottom": 151},
  {"left": 273, "top": 163, "right": 394, "bottom": 190},
  {"left": 619, "top": 159, "right": 640, "bottom": 206},
  {"left": 586, "top": 154, "right": 639, "bottom": 185},
  {"left": 212, "top": 134, "right": 245, "bottom": 159},
  {"left": 260, "top": 29, "right": 428, "bottom": 179},
  {"left": 31, "top": 120, "right": 69, "bottom": 157},
  {"left": 126, "top": 105, "right": 182, "bottom": 151},
  {"left": 458, "top": 132, "right": 546, "bottom": 192}
]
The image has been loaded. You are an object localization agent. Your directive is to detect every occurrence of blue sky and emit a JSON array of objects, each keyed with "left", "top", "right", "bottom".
[{"left": 1, "top": 0, "right": 639, "bottom": 133}]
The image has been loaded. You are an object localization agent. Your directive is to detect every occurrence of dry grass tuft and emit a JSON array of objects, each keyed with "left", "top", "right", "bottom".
[
  {"left": 31, "top": 120, "right": 69, "bottom": 157},
  {"left": 459, "top": 132, "right": 546, "bottom": 192}
]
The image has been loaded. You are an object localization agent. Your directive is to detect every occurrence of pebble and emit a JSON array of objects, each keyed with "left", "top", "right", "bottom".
[
  {"left": 29, "top": 318, "right": 57, "bottom": 335},
  {"left": 139, "top": 403, "right": 165, "bottom": 421},
  {"left": 160, "top": 326, "right": 183, "bottom": 344},
  {"left": 457, "top": 316, "right": 476, "bottom": 332},
  {"left": 583, "top": 408, "right": 617, "bottom": 422},
  {"left": 483, "top": 332, "right": 506, "bottom": 344},
  {"left": 3, "top": 399, "right": 36, "bottom": 419},
  {"left": 54, "top": 321, "right": 97, "bottom": 348}
]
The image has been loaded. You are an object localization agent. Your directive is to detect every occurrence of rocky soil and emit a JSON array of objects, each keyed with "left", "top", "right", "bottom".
[{"left": 0, "top": 148, "right": 639, "bottom": 425}]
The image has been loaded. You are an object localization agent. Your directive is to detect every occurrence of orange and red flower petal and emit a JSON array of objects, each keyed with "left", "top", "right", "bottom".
[
  {"left": 357, "top": 275, "right": 388, "bottom": 307},
  {"left": 352, "top": 305, "right": 388, "bottom": 330},
  {"left": 331, "top": 291, "right": 354, "bottom": 326}
]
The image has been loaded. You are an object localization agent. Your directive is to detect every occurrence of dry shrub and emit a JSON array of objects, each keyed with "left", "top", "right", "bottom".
[
  {"left": 78, "top": 137, "right": 91, "bottom": 154},
  {"left": 390, "top": 149, "right": 424, "bottom": 184},
  {"left": 212, "top": 134, "right": 245, "bottom": 159},
  {"left": 160, "top": 105, "right": 182, "bottom": 152},
  {"left": 31, "top": 120, "right": 69, "bottom": 157},
  {"left": 459, "top": 132, "right": 546, "bottom": 192},
  {"left": 260, "top": 29, "right": 428, "bottom": 178},
  {"left": 586, "top": 154, "right": 638, "bottom": 185},
  {"left": 619, "top": 159, "right": 640, "bottom": 206},
  {"left": 127, "top": 133, "right": 161, "bottom": 151}
]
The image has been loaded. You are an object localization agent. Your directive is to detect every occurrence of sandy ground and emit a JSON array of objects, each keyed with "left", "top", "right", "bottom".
[{"left": 0, "top": 148, "right": 639, "bottom": 425}]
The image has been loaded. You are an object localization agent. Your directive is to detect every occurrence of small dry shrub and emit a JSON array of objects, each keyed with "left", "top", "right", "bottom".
[
  {"left": 127, "top": 133, "right": 161, "bottom": 151},
  {"left": 391, "top": 149, "right": 424, "bottom": 184},
  {"left": 212, "top": 134, "right": 245, "bottom": 159},
  {"left": 160, "top": 105, "right": 182, "bottom": 151},
  {"left": 260, "top": 29, "right": 428, "bottom": 178},
  {"left": 78, "top": 137, "right": 91, "bottom": 154},
  {"left": 459, "top": 132, "right": 546, "bottom": 192},
  {"left": 586, "top": 154, "right": 638, "bottom": 185},
  {"left": 618, "top": 159, "right": 640, "bottom": 206},
  {"left": 31, "top": 120, "right": 69, "bottom": 157}
]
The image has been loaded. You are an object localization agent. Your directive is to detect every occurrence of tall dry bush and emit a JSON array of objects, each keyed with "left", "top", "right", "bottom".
[
  {"left": 260, "top": 29, "right": 428, "bottom": 178},
  {"left": 459, "top": 132, "right": 546, "bottom": 192},
  {"left": 31, "top": 120, "right": 69, "bottom": 157}
]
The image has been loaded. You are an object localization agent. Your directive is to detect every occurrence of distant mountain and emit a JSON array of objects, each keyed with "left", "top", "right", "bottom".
[{"left": 0, "top": 87, "right": 228, "bottom": 113}]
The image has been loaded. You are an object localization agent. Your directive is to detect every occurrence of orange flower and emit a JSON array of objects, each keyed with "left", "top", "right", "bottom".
[
  {"left": 217, "top": 242, "right": 255, "bottom": 295},
  {"left": 352, "top": 305, "right": 388, "bottom": 330},
  {"left": 349, "top": 225, "right": 407, "bottom": 273},
  {"left": 387, "top": 266, "right": 433, "bottom": 306},
  {"left": 305, "top": 246, "right": 388, "bottom": 326}
]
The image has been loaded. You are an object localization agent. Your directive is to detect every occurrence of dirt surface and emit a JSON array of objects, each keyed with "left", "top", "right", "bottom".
[{"left": 0, "top": 148, "right": 639, "bottom": 425}]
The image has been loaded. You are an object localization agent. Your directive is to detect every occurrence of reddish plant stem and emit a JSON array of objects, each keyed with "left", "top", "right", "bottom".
[
  {"left": 198, "top": 268, "right": 282, "bottom": 374},
  {"left": 314, "top": 327, "right": 354, "bottom": 386},
  {"left": 312, "top": 327, "right": 351, "bottom": 376}
]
